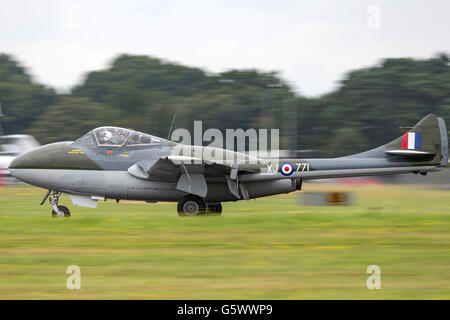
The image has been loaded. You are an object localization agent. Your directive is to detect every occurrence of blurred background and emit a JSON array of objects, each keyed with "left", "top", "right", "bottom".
[
  {"left": 0, "top": 0, "right": 449, "bottom": 151},
  {"left": 0, "top": 0, "right": 449, "bottom": 299}
]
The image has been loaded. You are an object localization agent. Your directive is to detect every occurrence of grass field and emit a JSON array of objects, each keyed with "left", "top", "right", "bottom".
[{"left": 0, "top": 183, "right": 449, "bottom": 299}]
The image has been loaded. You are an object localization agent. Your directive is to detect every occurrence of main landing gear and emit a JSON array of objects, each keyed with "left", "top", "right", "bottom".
[
  {"left": 177, "top": 195, "right": 222, "bottom": 217},
  {"left": 41, "top": 190, "right": 70, "bottom": 218}
]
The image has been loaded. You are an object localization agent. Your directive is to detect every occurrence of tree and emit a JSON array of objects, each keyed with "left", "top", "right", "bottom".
[
  {"left": 29, "top": 97, "right": 119, "bottom": 144},
  {"left": 299, "top": 54, "right": 450, "bottom": 156},
  {"left": 324, "top": 127, "right": 369, "bottom": 157},
  {"left": 0, "top": 54, "right": 56, "bottom": 134},
  {"left": 1, "top": 52, "right": 449, "bottom": 156}
]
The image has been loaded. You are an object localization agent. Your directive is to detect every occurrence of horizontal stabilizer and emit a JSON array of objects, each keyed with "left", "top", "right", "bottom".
[{"left": 385, "top": 149, "right": 436, "bottom": 156}]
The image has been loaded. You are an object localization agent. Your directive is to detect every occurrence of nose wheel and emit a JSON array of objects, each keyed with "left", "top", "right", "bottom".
[
  {"left": 46, "top": 191, "right": 71, "bottom": 218},
  {"left": 51, "top": 205, "right": 71, "bottom": 218}
]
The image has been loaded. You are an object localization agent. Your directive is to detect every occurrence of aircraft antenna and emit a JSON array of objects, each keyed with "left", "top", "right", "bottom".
[{"left": 167, "top": 113, "right": 177, "bottom": 140}]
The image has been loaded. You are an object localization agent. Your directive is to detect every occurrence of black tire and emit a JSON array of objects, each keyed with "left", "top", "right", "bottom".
[
  {"left": 207, "top": 203, "right": 222, "bottom": 215},
  {"left": 177, "top": 196, "right": 206, "bottom": 217},
  {"left": 52, "top": 205, "right": 70, "bottom": 218}
]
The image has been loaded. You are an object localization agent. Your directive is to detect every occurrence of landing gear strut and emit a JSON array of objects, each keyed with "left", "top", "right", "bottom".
[
  {"left": 177, "top": 195, "right": 222, "bottom": 217},
  {"left": 46, "top": 191, "right": 70, "bottom": 218}
]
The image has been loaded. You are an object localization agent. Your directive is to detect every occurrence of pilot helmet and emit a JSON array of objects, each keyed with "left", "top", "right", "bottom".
[{"left": 103, "top": 130, "right": 113, "bottom": 141}]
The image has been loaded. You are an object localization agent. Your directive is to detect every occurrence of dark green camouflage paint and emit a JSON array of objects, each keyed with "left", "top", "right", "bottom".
[
  {"left": 10, "top": 142, "right": 101, "bottom": 170},
  {"left": 384, "top": 113, "right": 442, "bottom": 164}
]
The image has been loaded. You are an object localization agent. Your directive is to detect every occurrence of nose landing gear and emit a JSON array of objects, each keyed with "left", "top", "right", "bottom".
[
  {"left": 51, "top": 205, "right": 71, "bottom": 218},
  {"left": 42, "top": 190, "right": 71, "bottom": 218}
]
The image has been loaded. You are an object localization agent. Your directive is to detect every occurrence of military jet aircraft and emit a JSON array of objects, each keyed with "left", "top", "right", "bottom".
[{"left": 8, "top": 114, "right": 448, "bottom": 217}]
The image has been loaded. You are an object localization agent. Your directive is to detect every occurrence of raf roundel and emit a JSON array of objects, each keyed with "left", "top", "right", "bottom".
[{"left": 280, "top": 162, "right": 294, "bottom": 176}]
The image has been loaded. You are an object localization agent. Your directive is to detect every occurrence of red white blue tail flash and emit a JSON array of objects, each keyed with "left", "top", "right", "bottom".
[
  {"left": 401, "top": 132, "right": 422, "bottom": 150},
  {"left": 280, "top": 162, "right": 294, "bottom": 176}
]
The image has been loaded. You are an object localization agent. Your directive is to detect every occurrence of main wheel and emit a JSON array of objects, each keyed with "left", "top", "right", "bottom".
[
  {"left": 52, "top": 205, "right": 70, "bottom": 218},
  {"left": 177, "top": 196, "right": 206, "bottom": 217},
  {"left": 207, "top": 203, "right": 222, "bottom": 215}
]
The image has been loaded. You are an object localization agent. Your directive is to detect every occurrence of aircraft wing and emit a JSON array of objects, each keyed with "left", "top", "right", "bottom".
[
  {"left": 127, "top": 155, "right": 248, "bottom": 198},
  {"left": 128, "top": 156, "right": 233, "bottom": 180}
]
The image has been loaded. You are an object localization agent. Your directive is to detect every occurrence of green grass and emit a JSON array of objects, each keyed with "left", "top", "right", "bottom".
[{"left": 0, "top": 183, "right": 449, "bottom": 299}]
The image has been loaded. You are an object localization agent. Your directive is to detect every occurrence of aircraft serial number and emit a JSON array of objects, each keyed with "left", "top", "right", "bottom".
[
  {"left": 295, "top": 162, "right": 310, "bottom": 172},
  {"left": 267, "top": 162, "right": 310, "bottom": 173}
]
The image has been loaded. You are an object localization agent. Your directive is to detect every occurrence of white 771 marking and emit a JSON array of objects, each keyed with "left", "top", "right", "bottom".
[{"left": 296, "top": 163, "right": 310, "bottom": 172}]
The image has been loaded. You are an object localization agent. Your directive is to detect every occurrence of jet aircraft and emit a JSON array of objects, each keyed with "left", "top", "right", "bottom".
[{"left": 8, "top": 114, "right": 448, "bottom": 217}]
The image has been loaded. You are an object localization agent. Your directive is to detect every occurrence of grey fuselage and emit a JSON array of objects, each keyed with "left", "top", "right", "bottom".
[{"left": 8, "top": 137, "right": 300, "bottom": 202}]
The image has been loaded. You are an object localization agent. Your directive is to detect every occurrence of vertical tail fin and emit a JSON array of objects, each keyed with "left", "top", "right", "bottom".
[
  {"left": 348, "top": 114, "right": 448, "bottom": 170},
  {"left": 384, "top": 114, "right": 447, "bottom": 167}
]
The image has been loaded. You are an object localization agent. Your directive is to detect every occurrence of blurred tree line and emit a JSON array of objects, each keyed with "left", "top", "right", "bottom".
[{"left": 0, "top": 52, "right": 449, "bottom": 157}]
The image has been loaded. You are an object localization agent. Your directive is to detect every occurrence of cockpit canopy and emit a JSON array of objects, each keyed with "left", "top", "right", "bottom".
[
  {"left": 77, "top": 127, "right": 160, "bottom": 147},
  {"left": 94, "top": 127, "right": 131, "bottom": 147}
]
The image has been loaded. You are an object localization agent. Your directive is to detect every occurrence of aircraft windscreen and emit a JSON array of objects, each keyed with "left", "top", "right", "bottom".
[
  {"left": 93, "top": 127, "right": 132, "bottom": 147},
  {"left": 77, "top": 133, "right": 94, "bottom": 145}
]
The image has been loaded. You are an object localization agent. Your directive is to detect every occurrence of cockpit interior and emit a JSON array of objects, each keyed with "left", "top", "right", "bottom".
[{"left": 76, "top": 127, "right": 161, "bottom": 148}]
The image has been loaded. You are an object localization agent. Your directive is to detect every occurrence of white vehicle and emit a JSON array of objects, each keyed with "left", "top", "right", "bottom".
[
  {"left": 0, "top": 135, "right": 40, "bottom": 154},
  {"left": 0, "top": 135, "right": 39, "bottom": 184}
]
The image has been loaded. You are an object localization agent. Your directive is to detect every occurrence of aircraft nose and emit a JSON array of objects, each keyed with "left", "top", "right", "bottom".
[
  {"left": 9, "top": 141, "right": 99, "bottom": 186},
  {"left": 8, "top": 152, "right": 26, "bottom": 170},
  {"left": 9, "top": 150, "right": 31, "bottom": 170},
  {"left": 8, "top": 142, "right": 67, "bottom": 185},
  {"left": 9, "top": 142, "right": 64, "bottom": 171}
]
